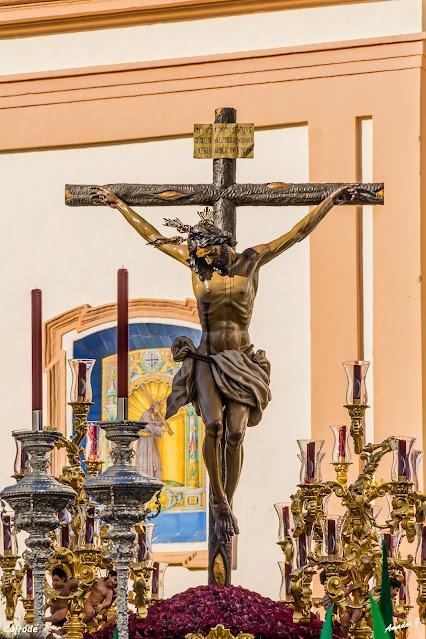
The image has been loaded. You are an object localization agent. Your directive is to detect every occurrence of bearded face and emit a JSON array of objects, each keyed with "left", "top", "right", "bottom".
[{"left": 187, "top": 224, "right": 236, "bottom": 281}]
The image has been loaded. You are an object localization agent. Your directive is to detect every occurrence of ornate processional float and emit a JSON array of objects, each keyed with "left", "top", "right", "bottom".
[{"left": 0, "top": 107, "right": 398, "bottom": 639}]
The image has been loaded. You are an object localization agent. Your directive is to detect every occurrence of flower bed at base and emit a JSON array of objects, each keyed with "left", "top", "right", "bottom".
[{"left": 84, "top": 585, "right": 341, "bottom": 639}]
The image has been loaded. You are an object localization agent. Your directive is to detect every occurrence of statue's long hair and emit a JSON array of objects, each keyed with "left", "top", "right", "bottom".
[
  {"left": 187, "top": 224, "right": 235, "bottom": 280},
  {"left": 149, "top": 208, "right": 237, "bottom": 281}
]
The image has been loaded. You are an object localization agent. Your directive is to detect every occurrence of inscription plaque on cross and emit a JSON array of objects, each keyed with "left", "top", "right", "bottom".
[{"left": 65, "top": 107, "right": 383, "bottom": 588}]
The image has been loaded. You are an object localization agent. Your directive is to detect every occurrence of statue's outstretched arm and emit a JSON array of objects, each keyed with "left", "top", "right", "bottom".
[
  {"left": 252, "top": 184, "right": 358, "bottom": 266},
  {"left": 90, "top": 186, "right": 189, "bottom": 267}
]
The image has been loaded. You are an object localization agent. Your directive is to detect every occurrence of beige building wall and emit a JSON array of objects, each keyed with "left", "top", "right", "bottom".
[{"left": 0, "top": 0, "right": 425, "bottom": 630}]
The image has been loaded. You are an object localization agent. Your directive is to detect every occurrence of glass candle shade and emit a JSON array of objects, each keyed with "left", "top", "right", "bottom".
[
  {"left": 0, "top": 513, "right": 17, "bottom": 556},
  {"left": 56, "top": 509, "right": 72, "bottom": 549},
  {"left": 295, "top": 533, "right": 311, "bottom": 569},
  {"left": 321, "top": 516, "right": 344, "bottom": 558},
  {"left": 376, "top": 528, "right": 402, "bottom": 559},
  {"left": 68, "top": 359, "right": 95, "bottom": 403},
  {"left": 343, "top": 361, "right": 369, "bottom": 405},
  {"left": 135, "top": 522, "right": 155, "bottom": 563},
  {"left": 150, "top": 561, "right": 168, "bottom": 600},
  {"left": 410, "top": 449, "right": 423, "bottom": 491},
  {"left": 78, "top": 505, "right": 100, "bottom": 548},
  {"left": 13, "top": 439, "right": 29, "bottom": 477},
  {"left": 86, "top": 422, "right": 101, "bottom": 461},
  {"left": 274, "top": 502, "right": 291, "bottom": 542},
  {"left": 331, "top": 425, "right": 351, "bottom": 462},
  {"left": 278, "top": 561, "right": 293, "bottom": 601},
  {"left": 24, "top": 566, "right": 33, "bottom": 598},
  {"left": 297, "top": 440, "right": 324, "bottom": 484},
  {"left": 391, "top": 437, "right": 416, "bottom": 482},
  {"left": 415, "top": 524, "right": 426, "bottom": 565}
]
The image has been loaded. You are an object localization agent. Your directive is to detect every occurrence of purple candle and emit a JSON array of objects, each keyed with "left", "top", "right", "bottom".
[
  {"left": 353, "top": 364, "right": 362, "bottom": 401},
  {"left": 77, "top": 361, "right": 87, "bottom": 400},
  {"left": 151, "top": 562, "right": 160, "bottom": 597},
  {"left": 85, "top": 507, "right": 95, "bottom": 545},
  {"left": 282, "top": 506, "right": 290, "bottom": 538},
  {"left": 31, "top": 289, "right": 42, "bottom": 413},
  {"left": 306, "top": 442, "right": 316, "bottom": 482},
  {"left": 86, "top": 423, "right": 99, "bottom": 460},
  {"left": 20, "top": 448, "right": 29, "bottom": 474},
  {"left": 2, "top": 515, "right": 12, "bottom": 555},
  {"left": 61, "top": 523, "right": 70, "bottom": 548},
  {"left": 298, "top": 533, "right": 307, "bottom": 567},
  {"left": 327, "top": 520, "right": 337, "bottom": 555},
  {"left": 284, "top": 562, "right": 292, "bottom": 599},
  {"left": 398, "top": 440, "right": 408, "bottom": 480},
  {"left": 25, "top": 567, "right": 33, "bottom": 598},
  {"left": 383, "top": 533, "right": 392, "bottom": 557},
  {"left": 137, "top": 528, "right": 147, "bottom": 562},
  {"left": 117, "top": 268, "right": 129, "bottom": 400},
  {"left": 338, "top": 426, "right": 347, "bottom": 459},
  {"left": 421, "top": 526, "right": 426, "bottom": 565}
]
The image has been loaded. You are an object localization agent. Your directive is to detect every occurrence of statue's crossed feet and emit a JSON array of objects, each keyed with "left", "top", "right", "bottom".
[{"left": 210, "top": 495, "right": 239, "bottom": 542}]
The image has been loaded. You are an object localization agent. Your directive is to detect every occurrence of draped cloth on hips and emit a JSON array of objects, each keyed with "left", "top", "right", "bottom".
[{"left": 165, "top": 336, "right": 272, "bottom": 427}]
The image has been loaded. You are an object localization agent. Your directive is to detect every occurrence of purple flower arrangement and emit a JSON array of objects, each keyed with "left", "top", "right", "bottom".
[{"left": 85, "top": 585, "right": 341, "bottom": 639}]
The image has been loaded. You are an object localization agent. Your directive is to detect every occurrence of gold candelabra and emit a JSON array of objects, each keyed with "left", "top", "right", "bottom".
[
  {"left": 0, "top": 357, "right": 164, "bottom": 636},
  {"left": 275, "top": 360, "right": 426, "bottom": 639}
]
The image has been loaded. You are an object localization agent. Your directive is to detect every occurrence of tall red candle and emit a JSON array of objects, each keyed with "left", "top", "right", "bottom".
[
  {"left": 31, "top": 289, "right": 42, "bottom": 412},
  {"left": 117, "top": 269, "right": 129, "bottom": 399}
]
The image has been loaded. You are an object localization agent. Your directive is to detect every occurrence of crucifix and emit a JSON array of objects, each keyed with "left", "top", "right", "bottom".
[{"left": 65, "top": 107, "right": 383, "bottom": 588}]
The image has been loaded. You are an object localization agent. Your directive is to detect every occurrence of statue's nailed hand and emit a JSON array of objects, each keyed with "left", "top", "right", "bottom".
[{"left": 89, "top": 185, "right": 120, "bottom": 208}]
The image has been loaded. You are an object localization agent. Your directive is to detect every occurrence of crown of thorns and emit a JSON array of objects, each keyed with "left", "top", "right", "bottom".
[{"left": 149, "top": 207, "right": 236, "bottom": 247}]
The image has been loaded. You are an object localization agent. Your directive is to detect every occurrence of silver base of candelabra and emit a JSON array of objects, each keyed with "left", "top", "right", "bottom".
[
  {"left": 84, "top": 421, "right": 162, "bottom": 639},
  {"left": 1, "top": 430, "right": 76, "bottom": 636}
]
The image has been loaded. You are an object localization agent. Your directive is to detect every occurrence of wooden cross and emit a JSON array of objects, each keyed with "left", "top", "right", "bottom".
[
  {"left": 65, "top": 107, "right": 383, "bottom": 241},
  {"left": 65, "top": 107, "right": 383, "bottom": 588}
]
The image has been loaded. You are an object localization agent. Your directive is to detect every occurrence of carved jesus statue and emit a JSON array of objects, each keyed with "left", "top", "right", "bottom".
[{"left": 91, "top": 183, "right": 359, "bottom": 541}]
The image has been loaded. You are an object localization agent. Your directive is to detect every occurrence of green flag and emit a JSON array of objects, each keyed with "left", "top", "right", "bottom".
[
  {"left": 369, "top": 594, "right": 388, "bottom": 639},
  {"left": 379, "top": 541, "right": 395, "bottom": 639},
  {"left": 320, "top": 606, "right": 333, "bottom": 639},
  {"left": 112, "top": 626, "right": 119, "bottom": 639}
]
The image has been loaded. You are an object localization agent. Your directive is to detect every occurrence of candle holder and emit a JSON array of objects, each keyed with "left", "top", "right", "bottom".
[
  {"left": 55, "top": 508, "right": 73, "bottom": 549},
  {"left": 0, "top": 430, "right": 76, "bottom": 634},
  {"left": 274, "top": 502, "right": 294, "bottom": 565},
  {"left": 391, "top": 437, "right": 416, "bottom": 483},
  {"left": 320, "top": 516, "right": 344, "bottom": 559},
  {"left": 84, "top": 421, "right": 163, "bottom": 639},
  {"left": 331, "top": 425, "right": 352, "bottom": 485},
  {"left": 13, "top": 438, "right": 30, "bottom": 482},
  {"left": 69, "top": 359, "right": 95, "bottom": 404},
  {"left": 278, "top": 560, "right": 293, "bottom": 602},
  {"left": 150, "top": 561, "right": 168, "bottom": 600},
  {"left": 343, "top": 361, "right": 369, "bottom": 454},
  {"left": 129, "top": 522, "right": 156, "bottom": 619},
  {"left": 297, "top": 440, "right": 325, "bottom": 485},
  {"left": 410, "top": 449, "right": 423, "bottom": 491}
]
